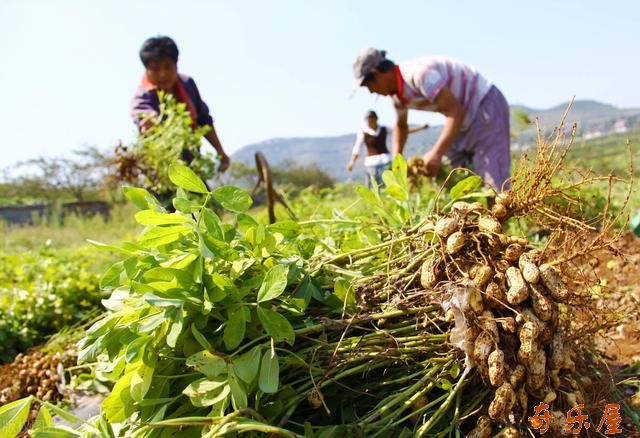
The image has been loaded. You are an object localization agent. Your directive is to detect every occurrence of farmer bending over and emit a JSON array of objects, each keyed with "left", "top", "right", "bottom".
[
  {"left": 130, "top": 36, "right": 230, "bottom": 172},
  {"left": 352, "top": 48, "right": 511, "bottom": 190},
  {"left": 347, "top": 110, "right": 427, "bottom": 187}
]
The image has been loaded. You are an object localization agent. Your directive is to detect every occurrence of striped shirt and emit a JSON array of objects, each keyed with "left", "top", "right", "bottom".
[{"left": 392, "top": 56, "right": 492, "bottom": 131}]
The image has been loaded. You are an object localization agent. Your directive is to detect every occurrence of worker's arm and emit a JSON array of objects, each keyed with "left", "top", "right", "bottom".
[
  {"left": 408, "top": 123, "right": 429, "bottom": 134},
  {"left": 422, "top": 86, "right": 465, "bottom": 176},
  {"left": 392, "top": 108, "right": 409, "bottom": 156},
  {"left": 347, "top": 131, "right": 364, "bottom": 172},
  {"left": 347, "top": 153, "right": 359, "bottom": 172},
  {"left": 130, "top": 90, "right": 159, "bottom": 133},
  {"left": 204, "top": 126, "right": 230, "bottom": 173}
]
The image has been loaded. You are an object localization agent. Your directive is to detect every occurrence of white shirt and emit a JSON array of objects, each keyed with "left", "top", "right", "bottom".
[{"left": 352, "top": 126, "right": 392, "bottom": 167}]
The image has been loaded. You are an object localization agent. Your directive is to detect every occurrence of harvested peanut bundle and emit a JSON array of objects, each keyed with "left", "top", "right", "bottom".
[
  {"left": 468, "top": 415, "right": 493, "bottom": 438},
  {"left": 435, "top": 216, "right": 459, "bottom": 237},
  {"left": 539, "top": 263, "right": 569, "bottom": 301},
  {"left": 471, "top": 264, "right": 493, "bottom": 289},
  {"left": 485, "top": 282, "right": 507, "bottom": 309},
  {"left": 503, "top": 243, "right": 524, "bottom": 263},
  {"left": 446, "top": 231, "right": 466, "bottom": 254},
  {"left": 420, "top": 258, "right": 439, "bottom": 289},
  {"left": 518, "top": 253, "right": 540, "bottom": 283},
  {"left": 488, "top": 382, "right": 516, "bottom": 421},
  {"left": 529, "top": 283, "right": 554, "bottom": 321},
  {"left": 488, "top": 349, "right": 506, "bottom": 387},
  {"left": 452, "top": 201, "right": 484, "bottom": 215},
  {"left": 469, "top": 287, "right": 485, "bottom": 314},
  {"left": 506, "top": 267, "right": 529, "bottom": 304},
  {"left": 494, "top": 426, "right": 521, "bottom": 438},
  {"left": 517, "top": 321, "right": 539, "bottom": 366},
  {"left": 491, "top": 202, "right": 508, "bottom": 219},
  {"left": 478, "top": 215, "right": 503, "bottom": 234}
]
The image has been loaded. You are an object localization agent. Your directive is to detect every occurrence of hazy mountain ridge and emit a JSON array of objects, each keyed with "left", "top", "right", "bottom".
[
  {"left": 232, "top": 100, "right": 640, "bottom": 181},
  {"left": 511, "top": 100, "right": 640, "bottom": 144}
]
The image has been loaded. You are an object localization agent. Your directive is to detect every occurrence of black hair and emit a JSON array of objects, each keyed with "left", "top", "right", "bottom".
[
  {"left": 376, "top": 59, "right": 395, "bottom": 73},
  {"left": 365, "top": 110, "right": 378, "bottom": 119},
  {"left": 139, "top": 36, "right": 179, "bottom": 67},
  {"left": 363, "top": 59, "right": 395, "bottom": 84}
]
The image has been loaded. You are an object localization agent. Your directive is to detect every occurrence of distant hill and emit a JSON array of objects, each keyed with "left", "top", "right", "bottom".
[
  {"left": 233, "top": 100, "right": 640, "bottom": 182},
  {"left": 232, "top": 128, "right": 442, "bottom": 182},
  {"left": 510, "top": 100, "right": 640, "bottom": 144}
]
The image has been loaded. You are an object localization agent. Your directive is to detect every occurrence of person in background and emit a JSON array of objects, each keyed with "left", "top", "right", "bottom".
[
  {"left": 347, "top": 110, "right": 427, "bottom": 187},
  {"left": 352, "top": 48, "right": 511, "bottom": 190},
  {"left": 130, "top": 36, "right": 230, "bottom": 172}
]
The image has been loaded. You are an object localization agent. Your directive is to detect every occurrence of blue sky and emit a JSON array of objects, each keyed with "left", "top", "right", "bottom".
[{"left": 0, "top": 0, "right": 638, "bottom": 167}]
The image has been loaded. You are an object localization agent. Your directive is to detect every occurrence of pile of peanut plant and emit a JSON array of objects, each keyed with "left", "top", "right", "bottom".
[
  {"left": 113, "top": 92, "right": 217, "bottom": 195},
  {"left": 2, "top": 119, "right": 635, "bottom": 437}
]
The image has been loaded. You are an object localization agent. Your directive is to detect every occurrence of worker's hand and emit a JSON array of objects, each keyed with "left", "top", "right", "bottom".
[
  {"left": 139, "top": 115, "right": 157, "bottom": 133},
  {"left": 422, "top": 148, "right": 443, "bottom": 177},
  {"left": 218, "top": 153, "right": 230, "bottom": 173},
  {"left": 347, "top": 162, "right": 354, "bottom": 172}
]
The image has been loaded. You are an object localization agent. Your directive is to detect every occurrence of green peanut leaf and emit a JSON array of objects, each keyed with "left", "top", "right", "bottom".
[
  {"left": 257, "top": 306, "right": 295, "bottom": 345},
  {"left": 228, "top": 369, "right": 248, "bottom": 409},
  {"left": 0, "top": 397, "right": 32, "bottom": 438},
  {"left": 211, "top": 186, "right": 253, "bottom": 212},
  {"left": 382, "top": 169, "right": 408, "bottom": 201},
  {"left": 183, "top": 376, "right": 227, "bottom": 397},
  {"left": 223, "top": 307, "right": 246, "bottom": 351},
  {"left": 191, "top": 324, "right": 213, "bottom": 351},
  {"left": 166, "top": 307, "right": 183, "bottom": 348},
  {"left": 143, "top": 294, "right": 184, "bottom": 308},
  {"left": 103, "top": 371, "right": 135, "bottom": 422},
  {"left": 201, "top": 208, "right": 224, "bottom": 240},
  {"left": 124, "top": 336, "right": 152, "bottom": 363},
  {"left": 334, "top": 278, "right": 356, "bottom": 307},
  {"left": 139, "top": 224, "right": 192, "bottom": 247},
  {"left": 232, "top": 345, "right": 261, "bottom": 384},
  {"left": 186, "top": 351, "right": 227, "bottom": 377},
  {"left": 267, "top": 220, "right": 300, "bottom": 238},
  {"left": 100, "top": 262, "right": 124, "bottom": 290},
  {"left": 450, "top": 175, "right": 483, "bottom": 200},
  {"left": 135, "top": 210, "right": 191, "bottom": 226},
  {"left": 193, "top": 384, "right": 230, "bottom": 408},
  {"left": 130, "top": 359, "right": 155, "bottom": 403},
  {"left": 87, "top": 239, "right": 134, "bottom": 255},
  {"left": 182, "top": 376, "right": 230, "bottom": 408},
  {"left": 173, "top": 197, "right": 202, "bottom": 213},
  {"left": 257, "top": 264, "right": 289, "bottom": 303},
  {"left": 123, "top": 186, "right": 152, "bottom": 210},
  {"left": 168, "top": 164, "right": 208, "bottom": 193},
  {"left": 32, "top": 406, "right": 53, "bottom": 430},
  {"left": 259, "top": 346, "right": 279, "bottom": 394},
  {"left": 32, "top": 426, "right": 83, "bottom": 437},
  {"left": 123, "top": 186, "right": 163, "bottom": 211},
  {"left": 137, "top": 312, "right": 165, "bottom": 333},
  {"left": 40, "top": 401, "right": 88, "bottom": 425}
]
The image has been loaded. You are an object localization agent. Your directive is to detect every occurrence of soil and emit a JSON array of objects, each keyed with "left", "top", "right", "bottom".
[{"left": 590, "top": 232, "right": 640, "bottom": 365}]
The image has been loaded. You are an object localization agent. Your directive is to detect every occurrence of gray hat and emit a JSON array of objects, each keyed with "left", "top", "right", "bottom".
[{"left": 352, "top": 48, "right": 387, "bottom": 88}]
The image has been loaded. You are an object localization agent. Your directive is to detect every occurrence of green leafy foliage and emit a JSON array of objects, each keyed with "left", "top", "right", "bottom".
[
  {"left": 168, "top": 164, "right": 209, "bottom": 194},
  {"left": 125, "top": 92, "right": 216, "bottom": 194},
  {"left": 0, "top": 247, "right": 107, "bottom": 362},
  {"left": 75, "top": 183, "right": 312, "bottom": 431},
  {"left": 0, "top": 397, "right": 32, "bottom": 438}
]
